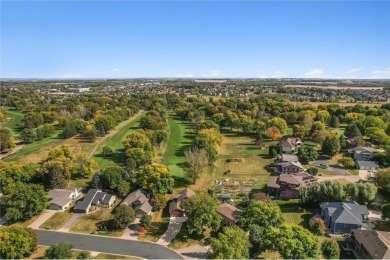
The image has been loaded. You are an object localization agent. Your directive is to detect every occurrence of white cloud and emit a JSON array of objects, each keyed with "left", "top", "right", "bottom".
[
  {"left": 259, "top": 75, "right": 269, "bottom": 78},
  {"left": 345, "top": 68, "right": 362, "bottom": 74},
  {"left": 369, "top": 68, "right": 390, "bottom": 79},
  {"left": 175, "top": 73, "right": 194, "bottom": 78},
  {"left": 305, "top": 69, "right": 324, "bottom": 78},
  {"left": 272, "top": 71, "right": 288, "bottom": 78},
  {"left": 61, "top": 73, "right": 83, "bottom": 78},
  {"left": 112, "top": 68, "right": 119, "bottom": 72},
  {"left": 202, "top": 69, "right": 223, "bottom": 77},
  {"left": 210, "top": 69, "right": 222, "bottom": 77}
]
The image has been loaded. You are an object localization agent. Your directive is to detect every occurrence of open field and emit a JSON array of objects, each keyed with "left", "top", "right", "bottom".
[
  {"left": 92, "top": 112, "right": 145, "bottom": 169},
  {"left": 191, "top": 131, "right": 275, "bottom": 193}
]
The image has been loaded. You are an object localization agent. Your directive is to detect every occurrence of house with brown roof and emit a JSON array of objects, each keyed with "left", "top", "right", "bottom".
[
  {"left": 279, "top": 137, "right": 303, "bottom": 153},
  {"left": 169, "top": 188, "right": 195, "bottom": 217},
  {"left": 267, "top": 172, "right": 317, "bottom": 199},
  {"left": 346, "top": 229, "right": 390, "bottom": 259},
  {"left": 216, "top": 203, "right": 241, "bottom": 225},
  {"left": 348, "top": 146, "right": 382, "bottom": 161}
]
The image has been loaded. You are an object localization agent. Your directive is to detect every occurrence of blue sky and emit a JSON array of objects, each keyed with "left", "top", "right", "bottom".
[{"left": 1, "top": 1, "right": 390, "bottom": 79}]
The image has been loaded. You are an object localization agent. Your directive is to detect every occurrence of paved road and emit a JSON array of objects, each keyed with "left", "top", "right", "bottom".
[
  {"left": 36, "top": 230, "right": 183, "bottom": 259},
  {"left": 308, "top": 156, "right": 348, "bottom": 176}
]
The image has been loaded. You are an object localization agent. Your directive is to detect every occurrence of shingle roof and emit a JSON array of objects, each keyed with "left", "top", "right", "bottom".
[
  {"left": 216, "top": 203, "right": 241, "bottom": 222},
  {"left": 121, "top": 189, "right": 148, "bottom": 206},
  {"left": 357, "top": 160, "right": 379, "bottom": 168},
  {"left": 321, "top": 202, "right": 368, "bottom": 226},
  {"left": 281, "top": 154, "right": 299, "bottom": 162},
  {"left": 349, "top": 146, "right": 381, "bottom": 154},
  {"left": 176, "top": 188, "right": 195, "bottom": 201},
  {"left": 352, "top": 229, "right": 390, "bottom": 259}
]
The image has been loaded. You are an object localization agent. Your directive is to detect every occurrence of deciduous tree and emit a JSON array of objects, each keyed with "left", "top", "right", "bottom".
[{"left": 209, "top": 226, "right": 250, "bottom": 259}]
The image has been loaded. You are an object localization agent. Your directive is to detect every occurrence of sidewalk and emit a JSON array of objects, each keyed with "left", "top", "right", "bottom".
[{"left": 28, "top": 210, "right": 57, "bottom": 229}]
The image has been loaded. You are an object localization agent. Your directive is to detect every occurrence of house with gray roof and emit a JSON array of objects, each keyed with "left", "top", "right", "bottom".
[
  {"left": 121, "top": 189, "right": 152, "bottom": 218},
  {"left": 357, "top": 160, "right": 380, "bottom": 171},
  {"left": 320, "top": 202, "right": 369, "bottom": 234},
  {"left": 48, "top": 187, "right": 82, "bottom": 210},
  {"left": 348, "top": 146, "right": 382, "bottom": 161},
  {"left": 74, "top": 189, "right": 116, "bottom": 214},
  {"left": 274, "top": 160, "right": 304, "bottom": 174}
]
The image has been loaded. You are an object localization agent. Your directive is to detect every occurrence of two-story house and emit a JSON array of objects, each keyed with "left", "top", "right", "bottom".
[
  {"left": 279, "top": 138, "right": 303, "bottom": 153},
  {"left": 267, "top": 172, "right": 317, "bottom": 199}
]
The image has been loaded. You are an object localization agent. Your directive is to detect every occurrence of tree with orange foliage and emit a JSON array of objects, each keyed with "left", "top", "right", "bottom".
[{"left": 265, "top": 126, "right": 282, "bottom": 141}]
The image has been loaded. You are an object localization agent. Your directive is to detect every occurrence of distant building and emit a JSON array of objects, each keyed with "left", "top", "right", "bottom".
[
  {"left": 68, "top": 87, "right": 90, "bottom": 93},
  {"left": 279, "top": 138, "right": 303, "bottom": 153},
  {"left": 320, "top": 202, "right": 369, "bottom": 234},
  {"left": 216, "top": 203, "right": 241, "bottom": 225},
  {"left": 74, "top": 189, "right": 116, "bottom": 214},
  {"left": 48, "top": 187, "right": 82, "bottom": 210},
  {"left": 267, "top": 172, "right": 317, "bottom": 199},
  {"left": 121, "top": 189, "right": 152, "bottom": 218}
]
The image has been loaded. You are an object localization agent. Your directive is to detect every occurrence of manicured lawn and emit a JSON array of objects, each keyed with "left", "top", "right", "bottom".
[
  {"left": 160, "top": 113, "right": 194, "bottom": 185},
  {"left": 0, "top": 109, "right": 24, "bottom": 135},
  {"left": 168, "top": 224, "right": 212, "bottom": 250},
  {"left": 39, "top": 211, "right": 74, "bottom": 230},
  {"left": 70, "top": 201, "right": 123, "bottom": 236},
  {"left": 3, "top": 129, "right": 63, "bottom": 163},
  {"left": 138, "top": 203, "right": 170, "bottom": 242},
  {"left": 92, "top": 112, "right": 145, "bottom": 169},
  {"left": 275, "top": 199, "right": 316, "bottom": 229}
]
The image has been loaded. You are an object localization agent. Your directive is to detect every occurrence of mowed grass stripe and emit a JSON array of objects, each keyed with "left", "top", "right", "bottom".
[
  {"left": 164, "top": 113, "right": 194, "bottom": 166},
  {"left": 92, "top": 111, "right": 145, "bottom": 168},
  {"left": 0, "top": 110, "right": 24, "bottom": 138}
]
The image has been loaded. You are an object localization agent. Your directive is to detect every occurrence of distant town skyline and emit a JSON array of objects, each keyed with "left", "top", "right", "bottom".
[{"left": 1, "top": 1, "right": 389, "bottom": 79}]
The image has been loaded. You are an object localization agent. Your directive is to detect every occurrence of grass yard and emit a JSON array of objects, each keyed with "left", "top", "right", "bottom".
[
  {"left": 138, "top": 205, "right": 170, "bottom": 242},
  {"left": 92, "top": 111, "right": 145, "bottom": 169},
  {"left": 160, "top": 113, "right": 194, "bottom": 186},
  {"left": 70, "top": 201, "right": 123, "bottom": 236},
  {"left": 39, "top": 211, "right": 74, "bottom": 230},
  {"left": 168, "top": 224, "right": 213, "bottom": 250},
  {"left": 194, "top": 131, "right": 275, "bottom": 192},
  {"left": 0, "top": 109, "right": 24, "bottom": 137},
  {"left": 275, "top": 199, "right": 316, "bottom": 230},
  {"left": 3, "top": 129, "right": 63, "bottom": 163}
]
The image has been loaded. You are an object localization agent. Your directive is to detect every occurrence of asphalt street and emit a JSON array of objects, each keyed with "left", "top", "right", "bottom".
[{"left": 36, "top": 230, "right": 183, "bottom": 259}]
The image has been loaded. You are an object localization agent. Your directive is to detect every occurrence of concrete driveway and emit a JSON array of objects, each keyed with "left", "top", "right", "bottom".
[
  {"left": 28, "top": 210, "right": 57, "bottom": 229},
  {"left": 58, "top": 213, "right": 84, "bottom": 232},
  {"left": 36, "top": 230, "right": 184, "bottom": 259},
  {"left": 157, "top": 217, "right": 188, "bottom": 246},
  {"left": 309, "top": 156, "right": 348, "bottom": 176}
]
